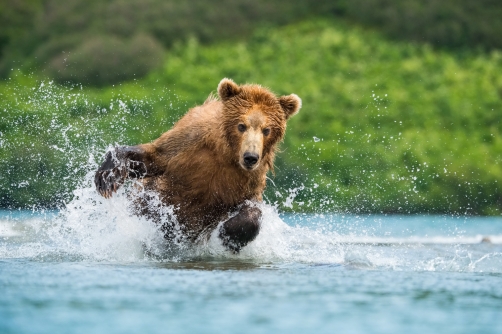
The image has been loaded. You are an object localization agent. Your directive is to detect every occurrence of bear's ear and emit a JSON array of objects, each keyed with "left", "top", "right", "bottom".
[
  {"left": 218, "top": 78, "right": 241, "bottom": 101},
  {"left": 279, "top": 94, "right": 302, "bottom": 119}
]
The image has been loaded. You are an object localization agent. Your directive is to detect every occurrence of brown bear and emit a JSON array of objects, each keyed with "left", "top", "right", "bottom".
[{"left": 95, "top": 78, "right": 301, "bottom": 252}]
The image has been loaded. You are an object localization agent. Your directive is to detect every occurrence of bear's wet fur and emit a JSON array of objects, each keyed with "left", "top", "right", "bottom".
[{"left": 95, "top": 78, "right": 301, "bottom": 251}]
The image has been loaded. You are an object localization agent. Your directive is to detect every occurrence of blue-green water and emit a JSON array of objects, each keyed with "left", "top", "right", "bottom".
[{"left": 1, "top": 202, "right": 502, "bottom": 333}]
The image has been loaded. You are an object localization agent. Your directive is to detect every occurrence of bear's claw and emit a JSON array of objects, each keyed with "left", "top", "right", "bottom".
[
  {"left": 95, "top": 146, "right": 151, "bottom": 198},
  {"left": 95, "top": 166, "right": 126, "bottom": 198}
]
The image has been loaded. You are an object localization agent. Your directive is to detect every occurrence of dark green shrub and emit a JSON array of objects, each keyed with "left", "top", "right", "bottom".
[
  {"left": 47, "top": 33, "right": 164, "bottom": 86},
  {"left": 333, "top": 0, "right": 502, "bottom": 50}
]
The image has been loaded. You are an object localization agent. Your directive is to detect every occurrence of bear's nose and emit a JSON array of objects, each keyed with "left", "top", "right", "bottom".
[{"left": 243, "top": 152, "right": 259, "bottom": 167}]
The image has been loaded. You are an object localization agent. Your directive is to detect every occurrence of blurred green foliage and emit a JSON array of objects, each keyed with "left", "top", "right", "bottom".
[
  {"left": 46, "top": 33, "right": 164, "bottom": 86},
  {"left": 0, "top": 0, "right": 331, "bottom": 85},
  {"left": 332, "top": 0, "right": 502, "bottom": 50},
  {"left": 1, "top": 19, "right": 501, "bottom": 214},
  {"left": 1, "top": 0, "right": 502, "bottom": 86}
]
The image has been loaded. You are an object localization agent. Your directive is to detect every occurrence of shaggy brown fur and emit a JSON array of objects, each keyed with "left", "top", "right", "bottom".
[{"left": 95, "top": 78, "right": 301, "bottom": 246}]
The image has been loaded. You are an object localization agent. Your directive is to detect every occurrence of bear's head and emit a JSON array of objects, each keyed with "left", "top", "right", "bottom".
[{"left": 218, "top": 78, "right": 301, "bottom": 172}]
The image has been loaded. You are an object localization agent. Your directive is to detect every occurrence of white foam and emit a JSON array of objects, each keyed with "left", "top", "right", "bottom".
[
  {"left": 1, "top": 174, "right": 501, "bottom": 274},
  {"left": 0, "top": 220, "right": 21, "bottom": 237}
]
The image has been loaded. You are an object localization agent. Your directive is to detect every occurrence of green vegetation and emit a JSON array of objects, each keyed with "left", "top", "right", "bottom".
[
  {"left": 332, "top": 0, "right": 502, "bottom": 50},
  {"left": 0, "top": 0, "right": 332, "bottom": 85},
  {"left": 1, "top": 0, "right": 502, "bottom": 85},
  {"left": 1, "top": 19, "right": 501, "bottom": 214}
]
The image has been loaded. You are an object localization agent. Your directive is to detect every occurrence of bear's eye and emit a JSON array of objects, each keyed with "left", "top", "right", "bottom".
[
  {"left": 262, "top": 128, "right": 271, "bottom": 136},
  {"left": 238, "top": 124, "right": 247, "bottom": 132}
]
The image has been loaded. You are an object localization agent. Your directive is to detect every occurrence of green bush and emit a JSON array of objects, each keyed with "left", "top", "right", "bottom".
[
  {"left": 47, "top": 33, "right": 164, "bottom": 86},
  {"left": 333, "top": 0, "right": 502, "bottom": 50}
]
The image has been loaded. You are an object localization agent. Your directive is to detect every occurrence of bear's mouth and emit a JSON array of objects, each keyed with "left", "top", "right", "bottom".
[{"left": 240, "top": 161, "right": 260, "bottom": 171}]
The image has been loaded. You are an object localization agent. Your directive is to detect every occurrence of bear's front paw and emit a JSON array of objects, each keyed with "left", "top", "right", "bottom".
[
  {"left": 219, "top": 205, "right": 262, "bottom": 253},
  {"left": 94, "top": 167, "right": 126, "bottom": 198}
]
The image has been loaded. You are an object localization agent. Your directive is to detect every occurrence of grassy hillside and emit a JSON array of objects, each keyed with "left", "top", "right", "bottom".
[
  {"left": 0, "top": 0, "right": 333, "bottom": 83},
  {"left": 2, "top": 0, "right": 502, "bottom": 85},
  {"left": 1, "top": 19, "right": 501, "bottom": 214}
]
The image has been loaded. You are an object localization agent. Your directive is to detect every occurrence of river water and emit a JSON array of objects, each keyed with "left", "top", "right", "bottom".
[{"left": 1, "top": 186, "right": 501, "bottom": 334}]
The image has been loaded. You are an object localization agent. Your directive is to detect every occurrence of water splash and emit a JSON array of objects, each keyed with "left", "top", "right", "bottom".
[
  {"left": 1, "top": 178, "right": 502, "bottom": 273},
  {"left": 1, "top": 77, "right": 501, "bottom": 273}
]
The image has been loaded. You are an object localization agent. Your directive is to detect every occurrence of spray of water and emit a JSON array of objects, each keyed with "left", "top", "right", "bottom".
[{"left": 1, "top": 77, "right": 501, "bottom": 273}]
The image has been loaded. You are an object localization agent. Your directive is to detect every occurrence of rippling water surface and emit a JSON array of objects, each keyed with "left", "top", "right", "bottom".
[{"left": 1, "top": 188, "right": 501, "bottom": 334}]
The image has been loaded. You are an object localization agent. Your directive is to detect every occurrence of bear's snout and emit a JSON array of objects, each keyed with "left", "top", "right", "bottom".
[{"left": 243, "top": 152, "right": 259, "bottom": 169}]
